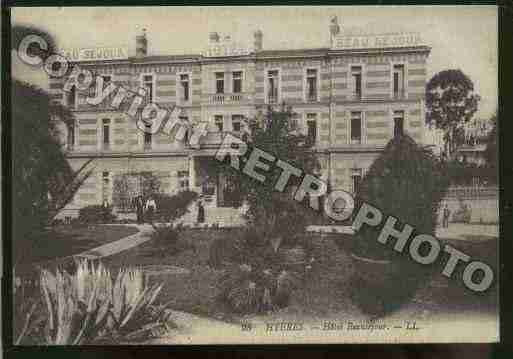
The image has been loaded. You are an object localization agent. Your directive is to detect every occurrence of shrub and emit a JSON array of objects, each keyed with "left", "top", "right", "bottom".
[
  {"left": 350, "top": 135, "right": 449, "bottom": 315},
  {"left": 14, "top": 259, "right": 173, "bottom": 345},
  {"left": 149, "top": 223, "right": 196, "bottom": 257},
  {"left": 78, "top": 205, "right": 116, "bottom": 224},
  {"left": 216, "top": 229, "right": 314, "bottom": 314},
  {"left": 352, "top": 136, "right": 448, "bottom": 259},
  {"left": 154, "top": 191, "right": 198, "bottom": 223}
]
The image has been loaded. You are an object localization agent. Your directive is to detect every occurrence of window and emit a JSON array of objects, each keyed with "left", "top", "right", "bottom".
[
  {"left": 306, "top": 69, "right": 318, "bottom": 102},
  {"left": 214, "top": 115, "right": 223, "bottom": 132},
  {"left": 144, "top": 123, "right": 152, "bottom": 149},
  {"left": 306, "top": 113, "right": 317, "bottom": 145},
  {"left": 178, "top": 171, "right": 189, "bottom": 191},
  {"left": 232, "top": 71, "right": 242, "bottom": 93},
  {"left": 393, "top": 65, "right": 405, "bottom": 98},
  {"left": 67, "top": 122, "right": 75, "bottom": 150},
  {"left": 232, "top": 115, "right": 243, "bottom": 132},
  {"left": 180, "top": 74, "right": 190, "bottom": 102},
  {"left": 67, "top": 85, "right": 76, "bottom": 108},
  {"left": 267, "top": 70, "right": 279, "bottom": 103},
  {"left": 350, "top": 111, "right": 362, "bottom": 144},
  {"left": 142, "top": 74, "right": 153, "bottom": 102},
  {"left": 216, "top": 72, "right": 224, "bottom": 94},
  {"left": 351, "top": 66, "right": 362, "bottom": 99},
  {"left": 102, "top": 171, "right": 110, "bottom": 204},
  {"left": 102, "top": 118, "right": 111, "bottom": 149},
  {"left": 351, "top": 169, "right": 363, "bottom": 195},
  {"left": 393, "top": 110, "right": 404, "bottom": 138}
]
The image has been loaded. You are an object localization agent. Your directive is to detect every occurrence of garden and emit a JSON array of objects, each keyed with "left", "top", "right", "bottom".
[{"left": 12, "top": 104, "right": 498, "bottom": 345}]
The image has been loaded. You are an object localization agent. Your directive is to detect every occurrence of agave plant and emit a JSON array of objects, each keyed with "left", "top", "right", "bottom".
[
  {"left": 16, "top": 259, "right": 173, "bottom": 345},
  {"left": 39, "top": 266, "right": 111, "bottom": 344},
  {"left": 107, "top": 267, "right": 168, "bottom": 339}
]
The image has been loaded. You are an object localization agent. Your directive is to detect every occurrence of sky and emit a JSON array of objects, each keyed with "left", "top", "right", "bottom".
[{"left": 12, "top": 5, "right": 497, "bottom": 119}]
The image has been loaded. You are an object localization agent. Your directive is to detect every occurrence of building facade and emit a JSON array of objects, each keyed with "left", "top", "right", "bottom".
[{"left": 49, "top": 20, "right": 431, "bottom": 222}]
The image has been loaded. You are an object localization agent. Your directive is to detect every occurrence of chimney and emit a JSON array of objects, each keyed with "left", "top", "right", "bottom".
[
  {"left": 136, "top": 28, "right": 148, "bottom": 57},
  {"left": 254, "top": 30, "right": 263, "bottom": 52},
  {"left": 209, "top": 31, "right": 220, "bottom": 45}
]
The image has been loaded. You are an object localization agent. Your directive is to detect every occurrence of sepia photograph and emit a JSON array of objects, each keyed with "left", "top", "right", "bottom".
[{"left": 8, "top": 5, "right": 498, "bottom": 345}]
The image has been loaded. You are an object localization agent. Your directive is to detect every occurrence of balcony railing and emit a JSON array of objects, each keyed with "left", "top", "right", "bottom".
[
  {"left": 267, "top": 93, "right": 278, "bottom": 104},
  {"left": 208, "top": 93, "right": 246, "bottom": 105},
  {"left": 307, "top": 93, "right": 318, "bottom": 102},
  {"left": 445, "top": 185, "right": 498, "bottom": 199}
]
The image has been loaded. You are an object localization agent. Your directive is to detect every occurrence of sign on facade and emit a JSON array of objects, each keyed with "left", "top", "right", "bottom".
[
  {"left": 332, "top": 32, "right": 423, "bottom": 50},
  {"left": 62, "top": 46, "right": 129, "bottom": 62}
]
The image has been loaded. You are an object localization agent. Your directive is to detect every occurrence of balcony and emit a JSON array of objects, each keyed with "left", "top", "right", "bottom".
[
  {"left": 306, "top": 93, "right": 318, "bottom": 103},
  {"left": 207, "top": 93, "right": 247, "bottom": 105},
  {"left": 267, "top": 93, "right": 278, "bottom": 104}
]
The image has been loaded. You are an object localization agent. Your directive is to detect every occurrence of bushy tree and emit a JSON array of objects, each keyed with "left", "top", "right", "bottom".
[
  {"left": 213, "top": 105, "right": 320, "bottom": 313},
  {"left": 350, "top": 135, "right": 449, "bottom": 315},
  {"left": 154, "top": 190, "right": 198, "bottom": 223},
  {"left": 426, "top": 69, "right": 480, "bottom": 158},
  {"left": 12, "top": 25, "right": 94, "bottom": 264},
  {"left": 483, "top": 113, "right": 498, "bottom": 182},
  {"left": 218, "top": 105, "right": 320, "bottom": 242},
  {"left": 12, "top": 80, "right": 94, "bottom": 262}
]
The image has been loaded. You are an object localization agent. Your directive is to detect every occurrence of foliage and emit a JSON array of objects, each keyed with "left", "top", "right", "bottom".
[
  {"left": 15, "top": 260, "right": 173, "bottom": 345},
  {"left": 216, "top": 229, "right": 315, "bottom": 314},
  {"left": 12, "top": 25, "right": 95, "bottom": 264},
  {"left": 12, "top": 80, "right": 95, "bottom": 264},
  {"left": 217, "top": 105, "right": 320, "bottom": 241},
  {"left": 154, "top": 190, "right": 199, "bottom": 223},
  {"left": 483, "top": 113, "right": 498, "bottom": 181},
  {"left": 78, "top": 204, "right": 116, "bottom": 224},
  {"left": 352, "top": 135, "right": 449, "bottom": 260},
  {"left": 12, "top": 24, "right": 58, "bottom": 58},
  {"left": 350, "top": 135, "right": 449, "bottom": 315},
  {"left": 425, "top": 69, "right": 480, "bottom": 157}
]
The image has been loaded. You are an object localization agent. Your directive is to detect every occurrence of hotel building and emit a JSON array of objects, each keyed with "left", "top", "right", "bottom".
[{"left": 50, "top": 18, "right": 431, "bottom": 224}]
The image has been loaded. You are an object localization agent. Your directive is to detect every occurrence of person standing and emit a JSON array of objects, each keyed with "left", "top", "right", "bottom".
[
  {"left": 442, "top": 204, "right": 451, "bottom": 228},
  {"left": 134, "top": 195, "right": 144, "bottom": 224},
  {"left": 145, "top": 195, "right": 157, "bottom": 224},
  {"left": 102, "top": 199, "right": 110, "bottom": 223},
  {"left": 197, "top": 200, "right": 205, "bottom": 224}
]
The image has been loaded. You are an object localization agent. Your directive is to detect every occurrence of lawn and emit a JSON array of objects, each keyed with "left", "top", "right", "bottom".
[
  {"left": 101, "top": 228, "right": 498, "bottom": 323},
  {"left": 15, "top": 224, "right": 139, "bottom": 269}
]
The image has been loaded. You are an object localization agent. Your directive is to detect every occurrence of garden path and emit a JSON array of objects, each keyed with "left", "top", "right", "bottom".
[{"left": 74, "top": 224, "right": 155, "bottom": 260}]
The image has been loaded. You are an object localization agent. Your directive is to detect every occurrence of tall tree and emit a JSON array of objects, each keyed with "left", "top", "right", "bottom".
[
  {"left": 425, "top": 69, "right": 480, "bottom": 158},
  {"left": 218, "top": 105, "right": 320, "bottom": 242},
  {"left": 11, "top": 25, "right": 94, "bottom": 263}
]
